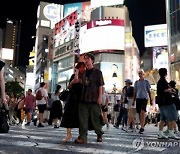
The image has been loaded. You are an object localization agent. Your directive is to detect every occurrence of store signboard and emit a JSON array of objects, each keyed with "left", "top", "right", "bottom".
[
  {"left": 91, "top": 0, "right": 124, "bottom": 8},
  {"left": 38, "top": 2, "right": 62, "bottom": 29},
  {"left": 80, "top": 19, "right": 125, "bottom": 53},
  {"left": 145, "top": 24, "right": 167, "bottom": 47},
  {"left": 100, "top": 62, "right": 123, "bottom": 93},
  {"left": 54, "top": 10, "right": 78, "bottom": 48}
]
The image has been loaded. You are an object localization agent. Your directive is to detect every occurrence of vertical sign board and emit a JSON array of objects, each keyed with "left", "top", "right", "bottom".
[{"left": 52, "top": 63, "right": 58, "bottom": 92}]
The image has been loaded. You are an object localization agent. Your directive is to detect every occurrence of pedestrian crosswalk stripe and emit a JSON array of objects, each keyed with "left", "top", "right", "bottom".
[{"left": 0, "top": 125, "right": 175, "bottom": 153}]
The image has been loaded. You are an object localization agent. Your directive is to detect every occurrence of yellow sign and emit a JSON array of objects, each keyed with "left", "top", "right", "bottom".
[
  {"left": 44, "top": 71, "right": 49, "bottom": 81},
  {"left": 29, "top": 51, "right": 35, "bottom": 66}
]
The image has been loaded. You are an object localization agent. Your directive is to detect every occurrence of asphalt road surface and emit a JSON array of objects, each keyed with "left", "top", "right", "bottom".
[{"left": 0, "top": 123, "right": 180, "bottom": 154}]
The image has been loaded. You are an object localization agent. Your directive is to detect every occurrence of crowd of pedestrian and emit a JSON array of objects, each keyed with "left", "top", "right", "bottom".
[{"left": 1, "top": 55, "right": 180, "bottom": 143}]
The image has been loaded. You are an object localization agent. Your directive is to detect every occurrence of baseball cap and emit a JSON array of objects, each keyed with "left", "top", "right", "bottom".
[{"left": 125, "top": 79, "right": 132, "bottom": 84}]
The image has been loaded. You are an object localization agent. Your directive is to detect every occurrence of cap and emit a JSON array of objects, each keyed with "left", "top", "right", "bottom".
[{"left": 125, "top": 79, "right": 132, "bottom": 84}]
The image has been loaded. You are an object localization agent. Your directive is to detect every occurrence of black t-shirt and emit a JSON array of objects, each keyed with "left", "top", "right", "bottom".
[
  {"left": 82, "top": 68, "right": 104, "bottom": 103},
  {"left": 126, "top": 86, "right": 134, "bottom": 97},
  {"left": 0, "top": 60, "right": 5, "bottom": 71},
  {"left": 157, "top": 77, "right": 172, "bottom": 106}
]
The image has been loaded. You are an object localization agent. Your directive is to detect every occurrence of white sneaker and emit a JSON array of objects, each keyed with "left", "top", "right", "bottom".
[
  {"left": 163, "top": 129, "right": 169, "bottom": 134},
  {"left": 158, "top": 131, "right": 168, "bottom": 139},
  {"left": 174, "top": 130, "right": 179, "bottom": 134},
  {"left": 168, "top": 133, "right": 180, "bottom": 140}
]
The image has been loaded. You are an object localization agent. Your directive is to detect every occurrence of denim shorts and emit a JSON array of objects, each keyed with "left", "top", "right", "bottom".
[
  {"left": 25, "top": 108, "right": 33, "bottom": 114},
  {"left": 159, "top": 104, "right": 177, "bottom": 121}
]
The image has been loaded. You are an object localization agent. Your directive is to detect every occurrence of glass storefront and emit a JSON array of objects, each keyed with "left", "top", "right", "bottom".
[{"left": 169, "top": 0, "right": 180, "bottom": 83}]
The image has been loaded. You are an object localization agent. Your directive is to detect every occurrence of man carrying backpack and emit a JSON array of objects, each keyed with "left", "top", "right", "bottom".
[{"left": 36, "top": 82, "right": 48, "bottom": 127}]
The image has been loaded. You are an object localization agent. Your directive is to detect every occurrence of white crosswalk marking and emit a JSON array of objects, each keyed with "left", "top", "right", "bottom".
[{"left": 0, "top": 124, "right": 178, "bottom": 153}]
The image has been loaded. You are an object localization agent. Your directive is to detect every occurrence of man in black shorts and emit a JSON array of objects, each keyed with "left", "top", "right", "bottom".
[{"left": 133, "top": 70, "right": 152, "bottom": 134}]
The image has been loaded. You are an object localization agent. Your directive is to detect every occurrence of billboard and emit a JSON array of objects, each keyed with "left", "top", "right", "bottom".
[
  {"left": 101, "top": 62, "right": 123, "bottom": 93},
  {"left": 64, "top": 3, "right": 81, "bottom": 17},
  {"left": 145, "top": 24, "right": 167, "bottom": 47},
  {"left": 153, "top": 46, "right": 168, "bottom": 70},
  {"left": 80, "top": 19, "right": 125, "bottom": 54},
  {"left": 63, "top": 2, "right": 91, "bottom": 21},
  {"left": 91, "top": 0, "right": 124, "bottom": 8},
  {"left": 0, "top": 48, "right": 14, "bottom": 60},
  {"left": 54, "top": 10, "right": 78, "bottom": 48}
]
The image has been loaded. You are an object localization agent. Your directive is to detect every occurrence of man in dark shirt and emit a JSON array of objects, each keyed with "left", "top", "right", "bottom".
[
  {"left": 156, "top": 68, "right": 178, "bottom": 139},
  {"left": 75, "top": 53, "right": 104, "bottom": 144}
]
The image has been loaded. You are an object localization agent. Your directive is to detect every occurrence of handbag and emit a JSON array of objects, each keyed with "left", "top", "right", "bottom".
[{"left": 59, "top": 89, "right": 69, "bottom": 101}]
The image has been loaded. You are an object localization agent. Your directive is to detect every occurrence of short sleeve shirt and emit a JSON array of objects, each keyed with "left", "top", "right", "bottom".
[
  {"left": 134, "top": 79, "right": 151, "bottom": 99},
  {"left": 36, "top": 88, "right": 48, "bottom": 105},
  {"left": 82, "top": 68, "right": 104, "bottom": 103},
  {"left": 25, "top": 95, "right": 36, "bottom": 109}
]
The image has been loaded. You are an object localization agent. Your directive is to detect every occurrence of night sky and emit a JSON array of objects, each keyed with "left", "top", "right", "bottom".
[{"left": 0, "top": 0, "right": 166, "bottom": 66}]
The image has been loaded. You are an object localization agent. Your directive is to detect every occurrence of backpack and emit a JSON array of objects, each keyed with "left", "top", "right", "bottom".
[
  {"left": 0, "top": 104, "right": 9, "bottom": 133},
  {"left": 36, "top": 89, "right": 43, "bottom": 100}
]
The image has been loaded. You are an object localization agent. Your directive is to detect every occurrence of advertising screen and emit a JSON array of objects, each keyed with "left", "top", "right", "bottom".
[
  {"left": 64, "top": 2, "right": 91, "bottom": 21},
  {"left": 101, "top": 62, "right": 123, "bottom": 93},
  {"left": 54, "top": 10, "right": 78, "bottom": 48},
  {"left": 153, "top": 46, "right": 168, "bottom": 70},
  {"left": 80, "top": 19, "right": 124, "bottom": 54},
  {"left": 64, "top": 3, "right": 82, "bottom": 18}
]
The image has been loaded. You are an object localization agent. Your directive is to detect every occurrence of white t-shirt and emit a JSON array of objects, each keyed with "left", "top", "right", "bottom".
[{"left": 36, "top": 88, "right": 48, "bottom": 105}]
